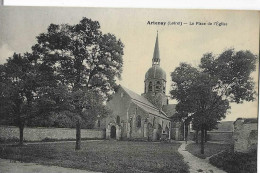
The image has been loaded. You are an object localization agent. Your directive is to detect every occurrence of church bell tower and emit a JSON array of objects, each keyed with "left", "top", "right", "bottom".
[{"left": 142, "top": 32, "right": 168, "bottom": 109}]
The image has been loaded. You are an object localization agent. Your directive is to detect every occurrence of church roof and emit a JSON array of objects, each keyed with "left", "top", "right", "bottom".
[
  {"left": 121, "top": 86, "right": 170, "bottom": 120},
  {"left": 145, "top": 32, "right": 166, "bottom": 81},
  {"left": 162, "top": 104, "right": 176, "bottom": 117},
  {"left": 132, "top": 100, "right": 169, "bottom": 120},
  {"left": 121, "top": 86, "right": 156, "bottom": 109},
  {"left": 152, "top": 31, "right": 160, "bottom": 64}
]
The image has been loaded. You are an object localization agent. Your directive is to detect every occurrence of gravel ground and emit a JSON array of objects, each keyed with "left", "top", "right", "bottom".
[{"left": 178, "top": 141, "right": 227, "bottom": 173}]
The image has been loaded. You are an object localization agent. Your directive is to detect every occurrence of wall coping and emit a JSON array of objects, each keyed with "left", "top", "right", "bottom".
[
  {"left": 0, "top": 125, "right": 104, "bottom": 131},
  {"left": 208, "top": 131, "right": 233, "bottom": 133}
]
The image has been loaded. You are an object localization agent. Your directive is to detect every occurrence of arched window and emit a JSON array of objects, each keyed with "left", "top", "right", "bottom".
[
  {"left": 148, "top": 82, "right": 153, "bottom": 92},
  {"left": 155, "top": 81, "right": 161, "bottom": 92},
  {"left": 162, "top": 121, "right": 164, "bottom": 129},
  {"left": 136, "top": 115, "right": 141, "bottom": 128},
  {"left": 116, "top": 116, "right": 120, "bottom": 124},
  {"left": 129, "top": 117, "right": 133, "bottom": 127},
  {"left": 153, "top": 117, "right": 156, "bottom": 127},
  {"left": 163, "top": 81, "right": 166, "bottom": 93}
]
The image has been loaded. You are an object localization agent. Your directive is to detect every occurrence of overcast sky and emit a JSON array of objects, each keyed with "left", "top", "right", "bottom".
[{"left": 0, "top": 7, "right": 258, "bottom": 121}]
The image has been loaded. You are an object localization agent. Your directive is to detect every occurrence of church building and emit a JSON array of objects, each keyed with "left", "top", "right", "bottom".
[{"left": 104, "top": 33, "right": 184, "bottom": 141}]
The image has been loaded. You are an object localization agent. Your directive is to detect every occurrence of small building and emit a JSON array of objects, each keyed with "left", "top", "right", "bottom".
[{"left": 233, "top": 118, "right": 258, "bottom": 153}]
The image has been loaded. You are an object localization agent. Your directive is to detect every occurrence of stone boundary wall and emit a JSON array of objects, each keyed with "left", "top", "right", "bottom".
[
  {"left": 0, "top": 126, "right": 105, "bottom": 141},
  {"left": 233, "top": 119, "right": 258, "bottom": 153},
  {"left": 208, "top": 131, "right": 233, "bottom": 142},
  {"left": 189, "top": 131, "right": 233, "bottom": 143}
]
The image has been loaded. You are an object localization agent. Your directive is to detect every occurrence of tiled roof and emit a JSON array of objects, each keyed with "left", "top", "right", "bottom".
[
  {"left": 162, "top": 104, "right": 176, "bottom": 117},
  {"left": 121, "top": 86, "right": 170, "bottom": 120},
  {"left": 121, "top": 86, "right": 156, "bottom": 109},
  {"left": 131, "top": 100, "right": 169, "bottom": 120}
]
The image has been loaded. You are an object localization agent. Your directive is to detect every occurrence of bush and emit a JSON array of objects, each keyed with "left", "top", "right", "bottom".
[{"left": 209, "top": 150, "right": 257, "bottom": 173}]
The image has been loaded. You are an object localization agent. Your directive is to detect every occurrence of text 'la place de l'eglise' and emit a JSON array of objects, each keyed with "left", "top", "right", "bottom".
[{"left": 147, "top": 21, "right": 227, "bottom": 26}]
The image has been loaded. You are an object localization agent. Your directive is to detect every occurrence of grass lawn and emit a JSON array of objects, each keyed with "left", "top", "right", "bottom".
[
  {"left": 0, "top": 140, "right": 188, "bottom": 173},
  {"left": 186, "top": 142, "right": 232, "bottom": 159}
]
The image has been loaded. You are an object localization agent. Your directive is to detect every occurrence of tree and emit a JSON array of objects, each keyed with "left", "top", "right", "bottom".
[
  {"left": 170, "top": 49, "right": 257, "bottom": 154},
  {"left": 0, "top": 53, "right": 39, "bottom": 145},
  {"left": 32, "top": 17, "right": 124, "bottom": 150}
]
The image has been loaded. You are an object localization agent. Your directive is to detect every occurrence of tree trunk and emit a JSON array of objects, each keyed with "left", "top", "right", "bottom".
[
  {"left": 204, "top": 129, "right": 207, "bottom": 143},
  {"left": 185, "top": 123, "right": 188, "bottom": 144},
  {"left": 200, "top": 127, "right": 204, "bottom": 154},
  {"left": 75, "top": 120, "right": 81, "bottom": 150},
  {"left": 19, "top": 125, "right": 24, "bottom": 145},
  {"left": 195, "top": 130, "right": 198, "bottom": 144}
]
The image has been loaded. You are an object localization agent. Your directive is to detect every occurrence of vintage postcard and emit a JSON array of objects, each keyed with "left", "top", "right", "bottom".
[{"left": 0, "top": 6, "right": 259, "bottom": 173}]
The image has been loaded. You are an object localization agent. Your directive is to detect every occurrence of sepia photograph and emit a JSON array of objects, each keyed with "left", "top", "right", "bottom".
[{"left": 0, "top": 6, "right": 259, "bottom": 173}]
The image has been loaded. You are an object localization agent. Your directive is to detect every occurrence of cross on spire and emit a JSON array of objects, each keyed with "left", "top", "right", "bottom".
[{"left": 152, "top": 31, "right": 160, "bottom": 66}]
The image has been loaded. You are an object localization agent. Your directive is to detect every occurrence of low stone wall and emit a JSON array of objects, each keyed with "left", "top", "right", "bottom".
[
  {"left": 189, "top": 131, "right": 233, "bottom": 143},
  {"left": 233, "top": 118, "right": 258, "bottom": 153},
  {"left": 0, "top": 126, "right": 105, "bottom": 141},
  {"left": 208, "top": 132, "right": 233, "bottom": 142}
]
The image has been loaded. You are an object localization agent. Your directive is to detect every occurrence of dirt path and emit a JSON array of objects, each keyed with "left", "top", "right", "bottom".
[
  {"left": 0, "top": 158, "right": 101, "bottom": 173},
  {"left": 178, "top": 142, "right": 226, "bottom": 173}
]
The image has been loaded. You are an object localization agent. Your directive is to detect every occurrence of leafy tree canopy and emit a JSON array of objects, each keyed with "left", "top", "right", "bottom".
[
  {"left": 170, "top": 49, "right": 257, "bottom": 153},
  {"left": 32, "top": 17, "right": 124, "bottom": 98},
  {"left": 171, "top": 49, "right": 257, "bottom": 125}
]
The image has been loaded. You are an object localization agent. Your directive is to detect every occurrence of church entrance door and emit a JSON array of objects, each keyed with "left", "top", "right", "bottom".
[
  {"left": 157, "top": 124, "right": 162, "bottom": 140},
  {"left": 147, "top": 123, "right": 153, "bottom": 141},
  {"left": 110, "top": 125, "right": 116, "bottom": 139},
  {"left": 165, "top": 126, "right": 169, "bottom": 139}
]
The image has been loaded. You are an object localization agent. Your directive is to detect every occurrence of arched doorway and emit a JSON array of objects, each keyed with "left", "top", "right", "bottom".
[
  {"left": 147, "top": 123, "right": 153, "bottom": 141},
  {"left": 165, "top": 126, "right": 169, "bottom": 138},
  {"left": 111, "top": 126, "right": 116, "bottom": 139},
  {"left": 157, "top": 124, "right": 162, "bottom": 140}
]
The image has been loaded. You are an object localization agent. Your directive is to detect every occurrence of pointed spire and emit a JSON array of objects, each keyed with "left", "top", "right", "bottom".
[{"left": 152, "top": 31, "right": 160, "bottom": 66}]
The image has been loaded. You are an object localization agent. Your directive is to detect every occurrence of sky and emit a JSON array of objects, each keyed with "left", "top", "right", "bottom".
[{"left": 0, "top": 7, "right": 259, "bottom": 121}]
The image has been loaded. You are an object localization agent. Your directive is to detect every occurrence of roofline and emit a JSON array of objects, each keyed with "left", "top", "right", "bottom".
[
  {"left": 131, "top": 98, "right": 159, "bottom": 111},
  {"left": 120, "top": 85, "right": 156, "bottom": 108},
  {"left": 131, "top": 99, "right": 170, "bottom": 121},
  {"left": 144, "top": 78, "right": 167, "bottom": 82},
  {"left": 119, "top": 85, "right": 171, "bottom": 120}
]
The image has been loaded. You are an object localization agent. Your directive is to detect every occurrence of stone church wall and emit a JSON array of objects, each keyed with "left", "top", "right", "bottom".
[
  {"left": 130, "top": 108, "right": 149, "bottom": 139},
  {"left": 106, "top": 87, "right": 132, "bottom": 125},
  {"left": 106, "top": 87, "right": 172, "bottom": 141},
  {"left": 106, "top": 88, "right": 132, "bottom": 139},
  {"left": 171, "top": 121, "right": 184, "bottom": 140},
  {"left": 0, "top": 126, "right": 105, "bottom": 142}
]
